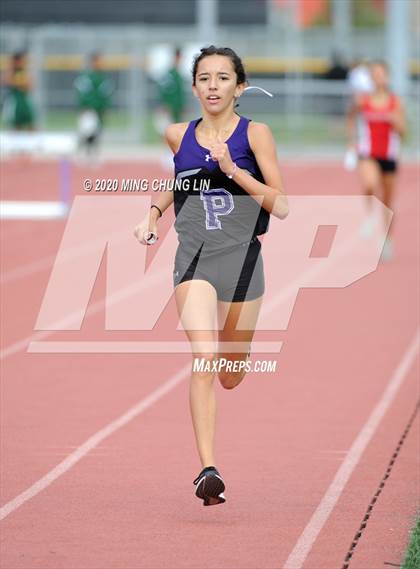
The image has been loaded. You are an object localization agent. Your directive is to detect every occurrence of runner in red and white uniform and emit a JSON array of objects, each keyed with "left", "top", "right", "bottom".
[
  {"left": 347, "top": 60, "right": 406, "bottom": 261},
  {"left": 357, "top": 91, "right": 401, "bottom": 165}
]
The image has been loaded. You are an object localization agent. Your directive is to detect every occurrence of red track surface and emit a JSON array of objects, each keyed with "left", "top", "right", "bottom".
[{"left": 0, "top": 159, "right": 418, "bottom": 569}]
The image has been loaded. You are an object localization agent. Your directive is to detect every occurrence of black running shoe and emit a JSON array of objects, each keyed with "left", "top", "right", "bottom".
[{"left": 193, "top": 466, "right": 226, "bottom": 506}]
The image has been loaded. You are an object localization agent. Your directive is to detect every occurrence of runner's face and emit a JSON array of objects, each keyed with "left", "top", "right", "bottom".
[
  {"left": 193, "top": 55, "right": 244, "bottom": 114},
  {"left": 371, "top": 64, "right": 389, "bottom": 89},
  {"left": 13, "top": 55, "right": 26, "bottom": 70}
]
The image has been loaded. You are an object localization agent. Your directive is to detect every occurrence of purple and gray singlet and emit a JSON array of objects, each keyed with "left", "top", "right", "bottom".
[{"left": 173, "top": 115, "right": 270, "bottom": 256}]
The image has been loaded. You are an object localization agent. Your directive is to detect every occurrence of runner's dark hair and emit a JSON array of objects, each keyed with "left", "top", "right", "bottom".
[
  {"left": 370, "top": 59, "right": 389, "bottom": 71},
  {"left": 192, "top": 46, "right": 247, "bottom": 86}
]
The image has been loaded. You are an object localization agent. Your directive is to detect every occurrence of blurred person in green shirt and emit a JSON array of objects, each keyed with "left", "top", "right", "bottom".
[
  {"left": 74, "top": 53, "right": 114, "bottom": 155},
  {"left": 155, "top": 47, "right": 186, "bottom": 133},
  {"left": 2, "top": 51, "right": 36, "bottom": 131}
]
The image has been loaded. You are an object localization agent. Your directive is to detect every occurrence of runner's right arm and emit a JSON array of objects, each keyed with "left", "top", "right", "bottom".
[
  {"left": 134, "top": 123, "right": 187, "bottom": 243},
  {"left": 150, "top": 122, "right": 189, "bottom": 217}
]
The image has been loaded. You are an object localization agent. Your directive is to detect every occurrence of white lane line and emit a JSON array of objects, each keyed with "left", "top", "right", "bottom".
[
  {"left": 27, "top": 341, "right": 283, "bottom": 353},
  {"left": 283, "top": 327, "right": 419, "bottom": 569},
  {"left": 0, "top": 265, "right": 168, "bottom": 361},
  {"left": 1, "top": 252, "right": 59, "bottom": 285},
  {"left": 0, "top": 201, "right": 68, "bottom": 220},
  {"left": 0, "top": 227, "right": 128, "bottom": 285},
  {"left": 0, "top": 362, "right": 191, "bottom": 521}
]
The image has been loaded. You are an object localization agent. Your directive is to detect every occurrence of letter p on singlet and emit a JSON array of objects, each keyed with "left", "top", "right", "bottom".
[{"left": 200, "top": 187, "right": 234, "bottom": 230}]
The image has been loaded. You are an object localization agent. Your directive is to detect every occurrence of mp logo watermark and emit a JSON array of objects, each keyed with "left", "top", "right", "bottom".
[{"left": 28, "top": 195, "right": 391, "bottom": 355}]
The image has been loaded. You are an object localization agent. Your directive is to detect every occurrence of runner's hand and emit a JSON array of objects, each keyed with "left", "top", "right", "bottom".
[
  {"left": 133, "top": 215, "right": 159, "bottom": 245},
  {"left": 209, "top": 134, "right": 235, "bottom": 175}
]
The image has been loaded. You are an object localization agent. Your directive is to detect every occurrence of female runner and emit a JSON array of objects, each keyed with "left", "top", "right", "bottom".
[
  {"left": 134, "top": 46, "right": 288, "bottom": 505},
  {"left": 347, "top": 60, "right": 406, "bottom": 261}
]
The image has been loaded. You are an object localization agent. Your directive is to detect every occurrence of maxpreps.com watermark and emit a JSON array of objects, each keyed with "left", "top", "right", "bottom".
[{"left": 193, "top": 357, "right": 277, "bottom": 374}]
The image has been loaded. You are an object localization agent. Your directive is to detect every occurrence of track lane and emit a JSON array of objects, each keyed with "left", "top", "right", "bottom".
[{"left": 1, "top": 162, "right": 418, "bottom": 568}]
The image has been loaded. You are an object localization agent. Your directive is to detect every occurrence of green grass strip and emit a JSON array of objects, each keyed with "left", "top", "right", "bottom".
[{"left": 402, "top": 515, "right": 420, "bottom": 569}]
